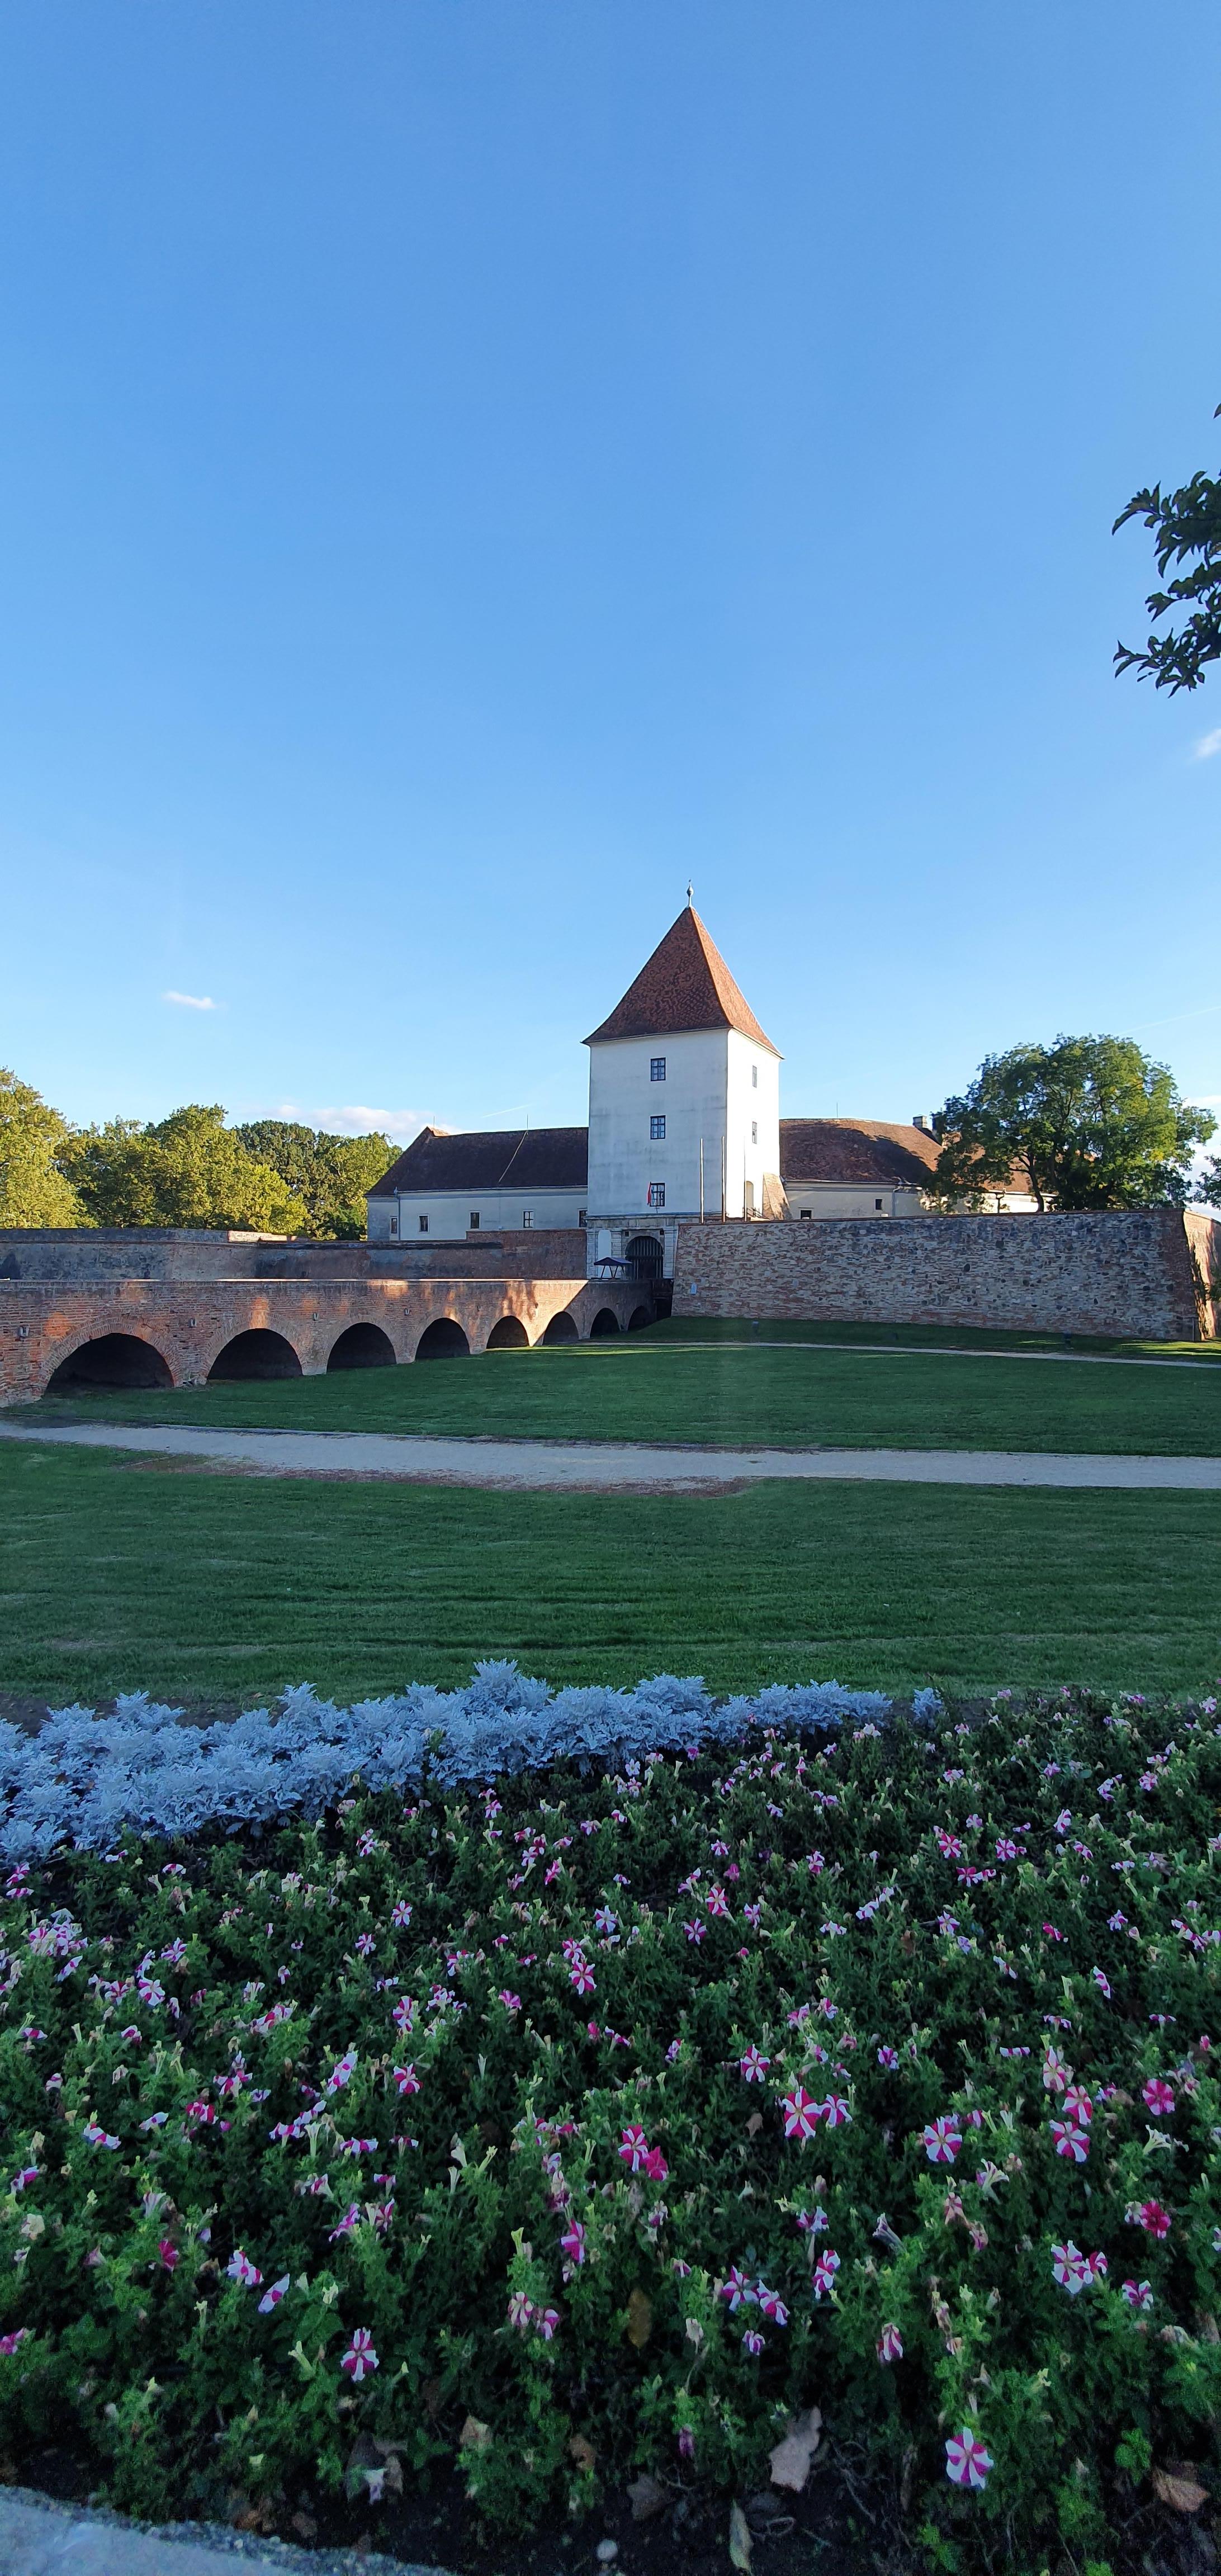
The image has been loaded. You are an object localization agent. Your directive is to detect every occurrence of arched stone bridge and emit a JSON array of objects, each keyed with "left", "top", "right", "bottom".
[{"left": 0, "top": 1272, "right": 650, "bottom": 1404}]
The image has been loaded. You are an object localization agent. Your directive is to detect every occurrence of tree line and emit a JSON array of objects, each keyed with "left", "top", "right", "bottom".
[{"left": 0, "top": 1074, "right": 394, "bottom": 1237}]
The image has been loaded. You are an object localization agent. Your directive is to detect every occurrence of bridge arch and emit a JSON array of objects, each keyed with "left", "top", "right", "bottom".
[
  {"left": 485, "top": 1314, "right": 529, "bottom": 1351},
  {"left": 44, "top": 1333, "right": 173, "bottom": 1396},
  {"left": 328, "top": 1322, "right": 396, "bottom": 1372},
  {"left": 208, "top": 1329, "right": 302, "bottom": 1381},
  {"left": 589, "top": 1307, "right": 620, "bottom": 1338},
  {"left": 415, "top": 1317, "right": 470, "bottom": 1361},
  {"left": 628, "top": 1305, "right": 652, "bottom": 1332},
  {"left": 541, "top": 1309, "right": 579, "bottom": 1345}
]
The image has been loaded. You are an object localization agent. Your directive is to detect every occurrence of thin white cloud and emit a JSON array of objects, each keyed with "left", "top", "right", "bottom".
[
  {"left": 1192, "top": 727, "right": 1221, "bottom": 761},
  {"left": 163, "top": 989, "right": 220, "bottom": 1011},
  {"left": 323, "top": 1105, "right": 426, "bottom": 1139}
]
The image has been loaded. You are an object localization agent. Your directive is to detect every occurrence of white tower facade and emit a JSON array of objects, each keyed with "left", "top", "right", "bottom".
[{"left": 584, "top": 904, "right": 781, "bottom": 1280}]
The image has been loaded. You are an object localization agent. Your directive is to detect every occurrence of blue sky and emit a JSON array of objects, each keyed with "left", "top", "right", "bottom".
[{"left": 1, "top": 1, "right": 1219, "bottom": 1148}]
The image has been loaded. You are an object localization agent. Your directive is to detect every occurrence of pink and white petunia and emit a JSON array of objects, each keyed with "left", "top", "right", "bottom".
[
  {"left": 811, "top": 2250, "right": 840, "bottom": 2300},
  {"left": 1121, "top": 2278, "right": 1153, "bottom": 2309},
  {"left": 921, "top": 2116, "right": 962, "bottom": 2165},
  {"left": 227, "top": 2249, "right": 263, "bottom": 2288},
  {"left": 618, "top": 2125, "right": 650, "bottom": 2172},
  {"left": 1142, "top": 2077, "right": 1175, "bottom": 2116},
  {"left": 945, "top": 2429, "right": 993, "bottom": 2490},
  {"left": 876, "top": 2323, "right": 903, "bottom": 2363},
  {"left": 741, "top": 2328, "right": 764, "bottom": 2355},
  {"left": 1049, "top": 2120, "right": 1089, "bottom": 2164},
  {"left": 1051, "top": 2241, "right": 1089, "bottom": 2295},
  {"left": 780, "top": 2085, "right": 821, "bottom": 2142},
  {"left": 756, "top": 2285, "right": 788, "bottom": 2324},
  {"left": 720, "top": 2266, "right": 758, "bottom": 2313},
  {"left": 739, "top": 2045, "right": 770, "bottom": 2083},
  {"left": 820, "top": 2093, "right": 851, "bottom": 2129},
  {"left": 533, "top": 2307, "right": 560, "bottom": 2341},
  {"left": 258, "top": 2274, "right": 291, "bottom": 2313},
  {"left": 340, "top": 2327, "right": 378, "bottom": 2381}
]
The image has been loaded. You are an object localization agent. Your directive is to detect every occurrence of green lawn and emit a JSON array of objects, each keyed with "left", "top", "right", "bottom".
[
  {"left": 22, "top": 1325, "right": 1221, "bottom": 1452},
  {"left": 1, "top": 1438, "right": 1217, "bottom": 1703}
]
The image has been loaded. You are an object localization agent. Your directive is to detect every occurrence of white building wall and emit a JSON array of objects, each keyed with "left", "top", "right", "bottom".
[
  {"left": 370, "top": 1186, "right": 586, "bottom": 1244},
  {"left": 587, "top": 1028, "right": 780, "bottom": 1225}
]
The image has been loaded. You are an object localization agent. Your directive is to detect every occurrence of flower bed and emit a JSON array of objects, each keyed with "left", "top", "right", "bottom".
[{"left": 1, "top": 1677, "right": 1219, "bottom": 2565}]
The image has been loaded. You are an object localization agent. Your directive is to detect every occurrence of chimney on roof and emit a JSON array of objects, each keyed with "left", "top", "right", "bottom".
[{"left": 912, "top": 1114, "right": 926, "bottom": 1130}]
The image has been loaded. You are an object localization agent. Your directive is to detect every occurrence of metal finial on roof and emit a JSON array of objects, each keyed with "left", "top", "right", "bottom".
[{"left": 686, "top": 880, "right": 694, "bottom": 906}]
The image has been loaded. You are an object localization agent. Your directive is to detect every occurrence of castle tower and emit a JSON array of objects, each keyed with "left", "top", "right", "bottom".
[{"left": 584, "top": 902, "right": 781, "bottom": 1280}]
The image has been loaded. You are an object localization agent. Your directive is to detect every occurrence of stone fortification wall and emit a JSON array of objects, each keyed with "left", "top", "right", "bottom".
[
  {"left": 0, "top": 1228, "right": 588, "bottom": 1284},
  {"left": 672, "top": 1210, "right": 1219, "bottom": 1341},
  {"left": 0, "top": 1272, "right": 645, "bottom": 1406}
]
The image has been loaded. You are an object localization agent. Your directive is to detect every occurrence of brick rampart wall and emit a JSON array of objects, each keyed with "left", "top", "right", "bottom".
[
  {"left": 0, "top": 1275, "right": 648, "bottom": 1406},
  {"left": 672, "top": 1211, "right": 1219, "bottom": 1341}
]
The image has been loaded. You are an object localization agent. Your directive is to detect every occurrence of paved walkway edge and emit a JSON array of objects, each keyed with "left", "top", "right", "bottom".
[
  {"left": 0, "top": 2484, "right": 448, "bottom": 2576},
  {"left": 1, "top": 1419, "right": 1219, "bottom": 1489}
]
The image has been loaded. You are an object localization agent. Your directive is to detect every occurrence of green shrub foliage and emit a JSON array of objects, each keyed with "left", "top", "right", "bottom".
[{"left": 1, "top": 1688, "right": 1219, "bottom": 2552}]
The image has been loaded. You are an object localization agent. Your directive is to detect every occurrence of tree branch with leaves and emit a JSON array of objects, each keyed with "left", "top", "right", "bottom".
[{"left": 1114, "top": 402, "right": 1221, "bottom": 692}]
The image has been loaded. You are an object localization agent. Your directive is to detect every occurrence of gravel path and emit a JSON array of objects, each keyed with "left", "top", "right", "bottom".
[
  {"left": 3, "top": 1419, "right": 1220, "bottom": 1489},
  {"left": 0, "top": 2485, "right": 447, "bottom": 2576}
]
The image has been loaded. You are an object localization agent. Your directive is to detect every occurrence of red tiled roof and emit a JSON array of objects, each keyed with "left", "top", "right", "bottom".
[
  {"left": 780, "top": 1119, "right": 941, "bottom": 1188},
  {"left": 584, "top": 906, "right": 779, "bottom": 1054},
  {"left": 367, "top": 1126, "right": 589, "bottom": 1199}
]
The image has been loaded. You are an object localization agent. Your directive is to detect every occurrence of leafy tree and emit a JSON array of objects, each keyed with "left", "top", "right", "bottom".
[
  {"left": 1114, "top": 402, "right": 1221, "bottom": 691},
  {"left": 0, "top": 1068, "right": 88, "bottom": 1227},
  {"left": 929, "top": 1036, "right": 1214, "bottom": 1214},
  {"left": 64, "top": 1105, "right": 308, "bottom": 1233},
  {"left": 233, "top": 1120, "right": 393, "bottom": 1239}
]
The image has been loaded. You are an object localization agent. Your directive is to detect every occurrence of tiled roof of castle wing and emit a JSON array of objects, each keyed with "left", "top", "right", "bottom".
[
  {"left": 367, "top": 1126, "right": 589, "bottom": 1199},
  {"left": 584, "top": 906, "right": 779, "bottom": 1054},
  {"left": 779, "top": 1119, "right": 941, "bottom": 1187}
]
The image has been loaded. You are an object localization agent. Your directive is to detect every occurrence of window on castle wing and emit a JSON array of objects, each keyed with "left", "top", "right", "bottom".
[
  {"left": 752, "top": 1064, "right": 758, "bottom": 1087},
  {"left": 875, "top": 1198, "right": 884, "bottom": 1211},
  {"left": 751, "top": 1122, "right": 758, "bottom": 1145},
  {"left": 469, "top": 1211, "right": 480, "bottom": 1229},
  {"left": 647, "top": 1182, "right": 665, "bottom": 1209},
  {"left": 650, "top": 1115, "right": 665, "bottom": 1139},
  {"left": 418, "top": 1215, "right": 428, "bottom": 1233},
  {"left": 522, "top": 1210, "right": 534, "bottom": 1228},
  {"left": 390, "top": 1218, "right": 398, "bottom": 1236},
  {"left": 650, "top": 1057, "right": 666, "bottom": 1082}
]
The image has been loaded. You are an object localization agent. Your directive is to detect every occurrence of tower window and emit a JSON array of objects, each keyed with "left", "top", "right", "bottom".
[
  {"left": 521, "top": 1210, "right": 534, "bottom": 1228},
  {"left": 875, "top": 1197, "right": 884, "bottom": 1211},
  {"left": 469, "top": 1211, "right": 480, "bottom": 1230},
  {"left": 751, "top": 1064, "right": 758, "bottom": 1088},
  {"left": 418, "top": 1215, "right": 429, "bottom": 1234},
  {"left": 751, "top": 1121, "right": 758, "bottom": 1145},
  {"left": 390, "top": 1217, "right": 398, "bottom": 1236},
  {"left": 650, "top": 1057, "right": 666, "bottom": 1082},
  {"left": 650, "top": 1114, "right": 666, "bottom": 1139},
  {"left": 647, "top": 1182, "right": 665, "bottom": 1209}
]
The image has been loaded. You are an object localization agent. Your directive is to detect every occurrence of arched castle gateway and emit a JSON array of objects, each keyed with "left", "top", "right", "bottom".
[{"left": 365, "top": 899, "right": 1039, "bottom": 1281}]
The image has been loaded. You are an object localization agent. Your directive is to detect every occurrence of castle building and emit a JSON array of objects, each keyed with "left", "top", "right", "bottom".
[{"left": 365, "top": 901, "right": 1033, "bottom": 1272}]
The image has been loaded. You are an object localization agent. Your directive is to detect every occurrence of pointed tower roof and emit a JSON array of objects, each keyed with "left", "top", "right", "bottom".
[{"left": 584, "top": 905, "right": 780, "bottom": 1054}]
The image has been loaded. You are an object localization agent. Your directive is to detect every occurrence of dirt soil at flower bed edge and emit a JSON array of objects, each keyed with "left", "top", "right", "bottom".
[
  {"left": 6, "top": 2443, "right": 903, "bottom": 2576},
  {"left": 11, "top": 2446, "right": 1219, "bottom": 2576}
]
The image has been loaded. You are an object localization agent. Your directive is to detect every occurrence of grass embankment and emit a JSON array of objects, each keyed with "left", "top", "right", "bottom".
[
  {"left": 22, "top": 1330, "right": 1221, "bottom": 1453},
  {"left": 0, "top": 1441, "right": 1217, "bottom": 1703}
]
